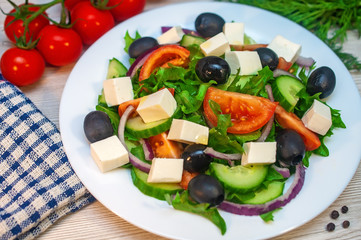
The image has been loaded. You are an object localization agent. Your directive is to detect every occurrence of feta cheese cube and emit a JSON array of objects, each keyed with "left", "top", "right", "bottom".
[
  {"left": 241, "top": 142, "right": 277, "bottom": 166},
  {"left": 157, "top": 26, "right": 184, "bottom": 45},
  {"left": 90, "top": 135, "right": 129, "bottom": 173},
  {"left": 167, "top": 119, "right": 209, "bottom": 145},
  {"left": 136, "top": 88, "right": 177, "bottom": 123},
  {"left": 200, "top": 32, "right": 230, "bottom": 57},
  {"left": 103, "top": 77, "right": 134, "bottom": 107},
  {"left": 147, "top": 158, "right": 184, "bottom": 183},
  {"left": 223, "top": 22, "right": 244, "bottom": 45},
  {"left": 301, "top": 99, "right": 332, "bottom": 135},
  {"left": 267, "top": 35, "right": 301, "bottom": 63},
  {"left": 225, "top": 51, "right": 263, "bottom": 75}
]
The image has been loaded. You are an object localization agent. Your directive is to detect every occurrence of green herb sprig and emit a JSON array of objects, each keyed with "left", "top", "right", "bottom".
[{"left": 218, "top": 0, "right": 361, "bottom": 71}]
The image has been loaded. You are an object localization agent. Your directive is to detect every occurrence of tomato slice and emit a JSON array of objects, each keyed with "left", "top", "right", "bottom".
[
  {"left": 118, "top": 88, "right": 174, "bottom": 117},
  {"left": 203, "top": 87, "right": 278, "bottom": 134},
  {"left": 275, "top": 105, "right": 321, "bottom": 151},
  {"left": 277, "top": 57, "right": 293, "bottom": 71},
  {"left": 139, "top": 45, "right": 190, "bottom": 81},
  {"left": 148, "top": 132, "right": 183, "bottom": 159}
]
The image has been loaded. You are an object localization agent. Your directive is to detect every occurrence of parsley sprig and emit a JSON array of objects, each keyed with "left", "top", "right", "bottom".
[{"left": 218, "top": 0, "right": 361, "bottom": 71}]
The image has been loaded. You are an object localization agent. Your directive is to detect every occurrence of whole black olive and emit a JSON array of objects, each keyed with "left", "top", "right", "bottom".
[
  {"left": 195, "top": 56, "right": 230, "bottom": 84},
  {"left": 306, "top": 66, "right": 336, "bottom": 98},
  {"left": 255, "top": 47, "right": 279, "bottom": 71},
  {"left": 195, "top": 12, "right": 225, "bottom": 38},
  {"left": 83, "top": 111, "right": 114, "bottom": 143},
  {"left": 188, "top": 174, "right": 224, "bottom": 206},
  {"left": 128, "top": 37, "right": 159, "bottom": 59},
  {"left": 276, "top": 129, "right": 305, "bottom": 166},
  {"left": 182, "top": 144, "right": 212, "bottom": 173}
]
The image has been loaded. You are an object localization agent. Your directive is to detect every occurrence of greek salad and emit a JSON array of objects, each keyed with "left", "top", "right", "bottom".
[{"left": 83, "top": 12, "right": 346, "bottom": 235}]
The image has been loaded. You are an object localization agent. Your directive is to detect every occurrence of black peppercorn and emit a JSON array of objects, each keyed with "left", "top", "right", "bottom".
[
  {"left": 326, "top": 223, "right": 336, "bottom": 232},
  {"left": 341, "top": 206, "right": 348, "bottom": 214},
  {"left": 342, "top": 220, "right": 350, "bottom": 228},
  {"left": 330, "top": 210, "right": 339, "bottom": 219}
]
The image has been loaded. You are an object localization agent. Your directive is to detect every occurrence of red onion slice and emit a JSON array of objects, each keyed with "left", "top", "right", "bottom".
[
  {"left": 126, "top": 45, "right": 160, "bottom": 78},
  {"left": 257, "top": 84, "right": 274, "bottom": 142},
  {"left": 271, "top": 164, "right": 291, "bottom": 178},
  {"left": 161, "top": 26, "right": 201, "bottom": 37},
  {"left": 296, "top": 56, "right": 315, "bottom": 68},
  {"left": 204, "top": 147, "right": 242, "bottom": 161},
  {"left": 140, "top": 138, "right": 154, "bottom": 161},
  {"left": 118, "top": 106, "right": 151, "bottom": 173},
  {"left": 218, "top": 164, "right": 305, "bottom": 216},
  {"left": 273, "top": 69, "right": 298, "bottom": 78}
]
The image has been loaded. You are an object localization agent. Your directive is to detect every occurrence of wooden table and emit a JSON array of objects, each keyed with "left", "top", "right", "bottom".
[{"left": 1, "top": 0, "right": 360, "bottom": 239}]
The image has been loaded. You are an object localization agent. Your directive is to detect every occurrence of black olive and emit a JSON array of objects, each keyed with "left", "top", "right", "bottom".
[
  {"left": 195, "top": 56, "right": 230, "bottom": 84},
  {"left": 128, "top": 37, "right": 159, "bottom": 59},
  {"left": 276, "top": 129, "right": 305, "bottom": 166},
  {"left": 306, "top": 66, "right": 336, "bottom": 98},
  {"left": 255, "top": 47, "right": 279, "bottom": 71},
  {"left": 182, "top": 144, "right": 212, "bottom": 173},
  {"left": 83, "top": 111, "right": 114, "bottom": 143},
  {"left": 188, "top": 174, "right": 224, "bottom": 206},
  {"left": 195, "top": 12, "right": 225, "bottom": 38}
]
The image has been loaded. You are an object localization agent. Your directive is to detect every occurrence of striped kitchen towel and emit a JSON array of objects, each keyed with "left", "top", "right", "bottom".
[{"left": 0, "top": 78, "right": 95, "bottom": 240}]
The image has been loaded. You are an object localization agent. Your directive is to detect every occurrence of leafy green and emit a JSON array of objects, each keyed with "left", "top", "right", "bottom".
[
  {"left": 95, "top": 91, "right": 120, "bottom": 135},
  {"left": 239, "top": 67, "right": 274, "bottom": 97},
  {"left": 260, "top": 208, "right": 282, "bottom": 222},
  {"left": 219, "top": 0, "right": 361, "bottom": 70},
  {"left": 123, "top": 30, "right": 142, "bottom": 64},
  {"left": 166, "top": 192, "right": 227, "bottom": 235}
]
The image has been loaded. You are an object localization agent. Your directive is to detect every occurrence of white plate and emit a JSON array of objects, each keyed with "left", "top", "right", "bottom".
[{"left": 59, "top": 2, "right": 361, "bottom": 239}]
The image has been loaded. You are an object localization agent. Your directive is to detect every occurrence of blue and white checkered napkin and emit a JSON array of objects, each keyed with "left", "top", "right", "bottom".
[{"left": 0, "top": 78, "right": 95, "bottom": 240}]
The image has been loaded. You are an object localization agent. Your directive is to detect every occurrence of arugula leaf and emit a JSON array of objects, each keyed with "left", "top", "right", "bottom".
[
  {"left": 124, "top": 31, "right": 142, "bottom": 65},
  {"left": 239, "top": 67, "right": 274, "bottom": 97},
  {"left": 166, "top": 192, "right": 227, "bottom": 235},
  {"left": 260, "top": 208, "right": 282, "bottom": 222}
]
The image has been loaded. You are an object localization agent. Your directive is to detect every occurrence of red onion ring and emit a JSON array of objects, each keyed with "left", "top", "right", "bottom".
[
  {"left": 271, "top": 164, "right": 291, "bottom": 178},
  {"left": 118, "top": 106, "right": 151, "bottom": 173},
  {"left": 218, "top": 164, "right": 305, "bottom": 216},
  {"left": 139, "top": 138, "right": 154, "bottom": 161},
  {"left": 126, "top": 45, "right": 160, "bottom": 78},
  {"left": 296, "top": 56, "right": 315, "bottom": 68},
  {"left": 273, "top": 69, "right": 298, "bottom": 78},
  {"left": 257, "top": 84, "right": 274, "bottom": 142},
  {"left": 204, "top": 147, "right": 242, "bottom": 161}
]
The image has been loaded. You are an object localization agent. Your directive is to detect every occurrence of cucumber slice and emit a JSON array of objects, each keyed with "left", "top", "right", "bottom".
[
  {"left": 131, "top": 167, "right": 183, "bottom": 200},
  {"left": 209, "top": 163, "right": 269, "bottom": 193},
  {"left": 106, "top": 58, "right": 128, "bottom": 79},
  {"left": 272, "top": 75, "right": 305, "bottom": 112},
  {"left": 180, "top": 34, "right": 206, "bottom": 47},
  {"left": 125, "top": 116, "right": 172, "bottom": 139},
  {"left": 242, "top": 181, "right": 285, "bottom": 204}
]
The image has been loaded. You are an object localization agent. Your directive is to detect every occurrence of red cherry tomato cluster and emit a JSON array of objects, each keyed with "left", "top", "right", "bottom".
[{"left": 1, "top": 0, "right": 146, "bottom": 86}]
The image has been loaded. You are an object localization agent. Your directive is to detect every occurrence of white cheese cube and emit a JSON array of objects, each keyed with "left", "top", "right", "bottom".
[
  {"left": 147, "top": 158, "right": 184, "bottom": 183},
  {"left": 267, "top": 35, "right": 301, "bottom": 63},
  {"left": 103, "top": 77, "right": 134, "bottom": 107},
  {"left": 241, "top": 142, "right": 277, "bottom": 166},
  {"left": 301, "top": 99, "right": 332, "bottom": 135},
  {"left": 90, "top": 135, "right": 129, "bottom": 173},
  {"left": 223, "top": 22, "right": 244, "bottom": 45},
  {"left": 167, "top": 119, "right": 209, "bottom": 145},
  {"left": 200, "top": 32, "right": 230, "bottom": 57},
  {"left": 157, "top": 26, "right": 184, "bottom": 45},
  {"left": 225, "top": 51, "right": 263, "bottom": 75},
  {"left": 136, "top": 88, "right": 177, "bottom": 123}
]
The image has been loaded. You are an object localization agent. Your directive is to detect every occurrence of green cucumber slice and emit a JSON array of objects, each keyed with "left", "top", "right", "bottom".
[
  {"left": 209, "top": 163, "right": 269, "bottom": 193},
  {"left": 106, "top": 58, "right": 128, "bottom": 79},
  {"left": 242, "top": 181, "right": 285, "bottom": 204},
  {"left": 272, "top": 75, "right": 305, "bottom": 112},
  {"left": 125, "top": 116, "right": 172, "bottom": 139},
  {"left": 131, "top": 167, "right": 183, "bottom": 200},
  {"left": 180, "top": 34, "right": 206, "bottom": 47}
]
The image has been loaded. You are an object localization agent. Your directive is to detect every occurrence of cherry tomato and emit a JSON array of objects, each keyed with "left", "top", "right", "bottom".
[
  {"left": 4, "top": 4, "right": 49, "bottom": 43},
  {"left": 0, "top": 47, "right": 45, "bottom": 86},
  {"left": 36, "top": 25, "right": 83, "bottom": 66},
  {"left": 274, "top": 105, "right": 321, "bottom": 151},
  {"left": 203, "top": 87, "right": 278, "bottom": 134},
  {"left": 107, "top": 0, "right": 146, "bottom": 22},
  {"left": 71, "top": 1, "right": 115, "bottom": 45},
  {"left": 64, "top": 0, "right": 86, "bottom": 11},
  {"left": 139, "top": 45, "right": 190, "bottom": 81},
  {"left": 148, "top": 132, "right": 183, "bottom": 159}
]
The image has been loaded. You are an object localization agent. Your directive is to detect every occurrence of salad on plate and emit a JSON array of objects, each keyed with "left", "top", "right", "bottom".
[{"left": 82, "top": 12, "right": 345, "bottom": 235}]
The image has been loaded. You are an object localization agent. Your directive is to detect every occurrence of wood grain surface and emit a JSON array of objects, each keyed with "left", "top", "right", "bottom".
[{"left": 1, "top": 0, "right": 360, "bottom": 239}]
